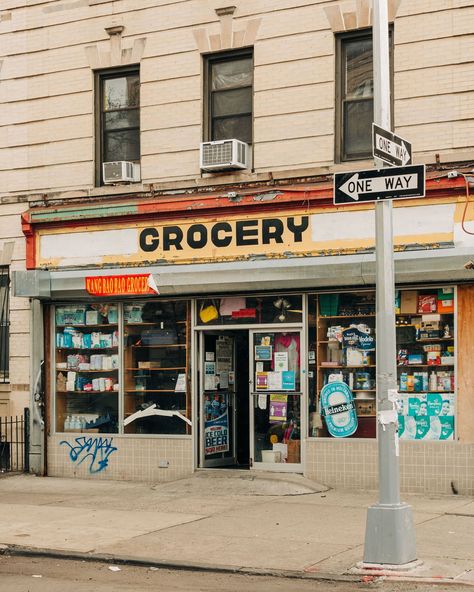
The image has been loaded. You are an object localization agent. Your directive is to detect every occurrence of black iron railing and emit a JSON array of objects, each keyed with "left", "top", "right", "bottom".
[
  {"left": 0, "top": 408, "right": 29, "bottom": 473},
  {"left": 0, "top": 267, "right": 9, "bottom": 384}
]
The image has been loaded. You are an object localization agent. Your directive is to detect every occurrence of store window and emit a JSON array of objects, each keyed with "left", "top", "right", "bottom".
[
  {"left": 196, "top": 295, "right": 303, "bottom": 326},
  {"left": 123, "top": 300, "right": 190, "bottom": 435},
  {"left": 252, "top": 331, "right": 301, "bottom": 464},
  {"left": 205, "top": 51, "right": 253, "bottom": 144},
  {"left": 308, "top": 287, "right": 456, "bottom": 440},
  {"left": 96, "top": 68, "right": 140, "bottom": 183},
  {"left": 336, "top": 29, "right": 393, "bottom": 162},
  {"left": 0, "top": 267, "right": 9, "bottom": 383},
  {"left": 54, "top": 300, "right": 191, "bottom": 435}
]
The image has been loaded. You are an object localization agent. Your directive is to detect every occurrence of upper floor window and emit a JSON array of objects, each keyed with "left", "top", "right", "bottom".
[
  {"left": 96, "top": 68, "right": 140, "bottom": 184},
  {"left": 336, "top": 29, "right": 392, "bottom": 162},
  {"left": 0, "top": 267, "right": 9, "bottom": 383},
  {"left": 205, "top": 51, "right": 253, "bottom": 145}
]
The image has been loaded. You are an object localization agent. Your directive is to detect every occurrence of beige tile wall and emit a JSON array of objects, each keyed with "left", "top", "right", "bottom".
[
  {"left": 305, "top": 439, "right": 474, "bottom": 495},
  {"left": 48, "top": 434, "right": 194, "bottom": 482}
]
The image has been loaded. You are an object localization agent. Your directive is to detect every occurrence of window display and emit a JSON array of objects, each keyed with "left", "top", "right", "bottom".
[
  {"left": 55, "top": 303, "right": 119, "bottom": 433},
  {"left": 54, "top": 300, "right": 191, "bottom": 435},
  {"left": 123, "top": 300, "right": 190, "bottom": 435},
  {"left": 396, "top": 287, "right": 456, "bottom": 440},
  {"left": 196, "top": 295, "right": 303, "bottom": 325},
  {"left": 309, "top": 287, "right": 456, "bottom": 440}
]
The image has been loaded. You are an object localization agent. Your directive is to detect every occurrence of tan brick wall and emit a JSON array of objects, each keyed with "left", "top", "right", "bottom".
[{"left": 0, "top": 1, "right": 473, "bottom": 197}]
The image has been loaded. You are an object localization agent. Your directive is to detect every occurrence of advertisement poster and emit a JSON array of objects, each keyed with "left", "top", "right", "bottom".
[
  {"left": 267, "top": 371, "right": 283, "bottom": 390},
  {"left": 255, "top": 345, "right": 273, "bottom": 361},
  {"left": 256, "top": 372, "right": 268, "bottom": 390},
  {"left": 282, "top": 370, "right": 296, "bottom": 391},
  {"left": 320, "top": 382, "right": 358, "bottom": 438},
  {"left": 274, "top": 352, "right": 288, "bottom": 372},
  {"left": 205, "top": 393, "right": 230, "bottom": 455},
  {"left": 398, "top": 393, "right": 454, "bottom": 440},
  {"left": 269, "top": 394, "right": 288, "bottom": 422}
]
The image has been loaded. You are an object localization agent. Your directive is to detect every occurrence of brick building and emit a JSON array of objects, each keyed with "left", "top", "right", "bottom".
[{"left": 1, "top": 0, "right": 474, "bottom": 492}]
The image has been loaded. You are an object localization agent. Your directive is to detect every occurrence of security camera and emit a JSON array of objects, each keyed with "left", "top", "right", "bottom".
[
  {"left": 447, "top": 171, "right": 459, "bottom": 179},
  {"left": 464, "top": 260, "right": 474, "bottom": 270}
]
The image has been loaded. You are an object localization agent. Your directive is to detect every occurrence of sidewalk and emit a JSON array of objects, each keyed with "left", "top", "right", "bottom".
[{"left": 0, "top": 472, "right": 473, "bottom": 586}]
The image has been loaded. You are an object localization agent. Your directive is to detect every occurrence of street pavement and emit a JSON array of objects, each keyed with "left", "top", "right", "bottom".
[{"left": 0, "top": 471, "right": 473, "bottom": 586}]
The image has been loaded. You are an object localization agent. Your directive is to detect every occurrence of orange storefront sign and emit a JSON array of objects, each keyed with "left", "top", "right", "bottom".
[{"left": 85, "top": 274, "right": 156, "bottom": 296}]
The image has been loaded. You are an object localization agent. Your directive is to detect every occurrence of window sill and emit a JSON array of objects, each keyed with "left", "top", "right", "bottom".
[{"left": 90, "top": 183, "right": 145, "bottom": 198}]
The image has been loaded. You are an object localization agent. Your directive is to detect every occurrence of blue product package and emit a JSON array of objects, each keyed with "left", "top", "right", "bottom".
[
  {"left": 83, "top": 333, "right": 92, "bottom": 348},
  {"left": 56, "top": 332, "right": 64, "bottom": 348},
  {"left": 320, "top": 382, "right": 358, "bottom": 438}
]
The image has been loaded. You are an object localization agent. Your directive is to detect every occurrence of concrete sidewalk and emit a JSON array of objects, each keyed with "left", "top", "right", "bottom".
[{"left": 0, "top": 472, "right": 473, "bottom": 586}]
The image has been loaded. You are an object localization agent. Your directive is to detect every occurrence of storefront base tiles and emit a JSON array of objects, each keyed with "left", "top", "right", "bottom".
[
  {"left": 47, "top": 435, "right": 193, "bottom": 482},
  {"left": 305, "top": 440, "right": 474, "bottom": 495}
]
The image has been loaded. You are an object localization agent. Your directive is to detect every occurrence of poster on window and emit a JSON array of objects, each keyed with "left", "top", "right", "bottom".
[
  {"left": 397, "top": 393, "right": 454, "bottom": 440},
  {"left": 204, "top": 393, "right": 230, "bottom": 455},
  {"left": 269, "top": 394, "right": 288, "bottom": 422}
]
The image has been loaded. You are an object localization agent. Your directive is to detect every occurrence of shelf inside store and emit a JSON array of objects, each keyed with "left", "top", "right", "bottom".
[
  {"left": 57, "top": 390, "right": 118, "bottom": 394},
  {"left": 126, "top": 367, "right": 185, "bottom": 371},
  {"left": 397, "top": 364, "right": 454, "bottom": 368},
  {"left": 319, "top": 314, "right": 375, "bottom": 319},
  {"left": 56, "top": 368, "right": 118, "bottom": 373},
  {"left": 125, "top": 389, "right": 183, "bottom": 393},
  {"left": 56, "top": 347, "right": 118, "bottom": 351},
  {"left": 56, "top": 324, "right": 118, "bottom": 329}
]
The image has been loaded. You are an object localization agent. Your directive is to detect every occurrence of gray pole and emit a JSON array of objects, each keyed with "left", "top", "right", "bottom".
[{"left": 363, "top": 0, "right": 417, "bottom": 565}]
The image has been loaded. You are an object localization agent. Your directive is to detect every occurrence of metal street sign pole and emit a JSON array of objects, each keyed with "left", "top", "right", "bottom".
[{"left": 363, "top": 0, "right": 417, "bottom": 566}]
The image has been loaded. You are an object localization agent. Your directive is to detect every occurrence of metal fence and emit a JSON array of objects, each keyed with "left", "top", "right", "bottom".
[
  {"left": 0, "top": 267, "right": 9, "bottom": 383},
  {"left": 0, "top": 408, "right": 29, "bottom": 473}
]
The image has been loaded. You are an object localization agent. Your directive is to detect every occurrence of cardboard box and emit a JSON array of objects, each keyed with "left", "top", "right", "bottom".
[
  {"left": 401, "top": 291, "right": 418, "bottom": 313},
  {"left": 138, "top": 361, "right": 161, "bottom": 369},
  {"left": 417, "top": 294, "right": 437, "bottom": 314}
]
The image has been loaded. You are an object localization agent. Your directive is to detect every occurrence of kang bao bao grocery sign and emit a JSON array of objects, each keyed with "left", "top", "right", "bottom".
[{"left": 85, "top": 274, "right": 156, "bottom": 296}]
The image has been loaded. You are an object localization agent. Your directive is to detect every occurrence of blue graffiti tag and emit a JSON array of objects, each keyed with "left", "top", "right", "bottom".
[{"left": 59, "top": 436, "right": 118, "bottom": 473}]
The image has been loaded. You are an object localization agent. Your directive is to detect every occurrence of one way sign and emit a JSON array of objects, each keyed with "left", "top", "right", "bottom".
[
  {"left": 334, "top": 165, "right": 425, "bottom": 205},
  {"left": 373, "top": 123, "right": 412, "bottom": 167}
]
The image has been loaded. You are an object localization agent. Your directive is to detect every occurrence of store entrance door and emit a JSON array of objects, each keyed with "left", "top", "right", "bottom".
[{"left": 199, "top": 331, "right": 250, "bottom": 468}]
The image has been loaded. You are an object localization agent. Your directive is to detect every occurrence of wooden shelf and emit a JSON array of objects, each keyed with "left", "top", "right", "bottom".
[
  {"left": 56, "top": 324, "right": 117, "bottom": 329},
  {"left": 319, "top": 314, "right": 375, "bottom": 320},
  {"left": 126, "top": 321, "right": 187, "bottom": 326},
  {"left": 353, "top": 389, "right": 376, "bottom": 392},
  {"left": 56, "top": 347, "right": 118, "bottom": 351},
  {"left": 131, "top": 343, "right": 186, "bottom": 348},
  {"left": 320, "top": 365, "right": 376, "bottom": 369},
  {"left": 57, "top": 390, "right": 117, "bottom": 394},
  {"left": 397, "top": 390, "right": 454, "bottom": 394},
  {"left": 126, "top": 367, "right": 185, "bottom": 371},
  {"left": 416, "top": 338, "right": 454, "bottom": 342},
  {"left": 56, "top": 368, "right": 118, "bottom": 373},
  {"left": 397, "top": 364, "right": 454, "bottom": 368},
  {"left": 125, "top": 389, "right": 181, "bottom": 393}
]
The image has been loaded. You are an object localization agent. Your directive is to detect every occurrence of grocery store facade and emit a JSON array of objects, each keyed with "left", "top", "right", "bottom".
[{"left": 13, "top": 175, "right": 474, "bottom": 494}]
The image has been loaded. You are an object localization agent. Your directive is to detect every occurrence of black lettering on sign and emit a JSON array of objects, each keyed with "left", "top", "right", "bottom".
[
  {"left": 187, "top": 224, "right": 208, "bottom": 249},
  {"left": 139, "top": 228, "right": 159, "bottom": 252},
  {"left": 211, "top": 222, "right": 232, "bottom": 247},
  {"left": 236, "top": 220, "right": 259, "bottom": 246},
  {"left": 287, "top": 216, "right": 309, "bottom": 242},
  {"left": 262, "top": 219, "right": 284, "bottom": 244},
  {"left": 163, "top": 226, "right": 183, "bottom": 251}
]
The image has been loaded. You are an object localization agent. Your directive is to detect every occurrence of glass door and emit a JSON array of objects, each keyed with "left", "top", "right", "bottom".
[
  {"left": 200, "top": 332, "right": 237, "bottom": 467},
  {"left": 249, "top": 329, "right": 304, "bottom": 470}
]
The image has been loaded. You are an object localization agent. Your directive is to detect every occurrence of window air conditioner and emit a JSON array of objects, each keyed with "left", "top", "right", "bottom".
[
  {"left": 103, "top": 161, "right": 141, "bottom": 184},
  {"left": 200, "top": 139, "right": 249, "bottom": 172}
]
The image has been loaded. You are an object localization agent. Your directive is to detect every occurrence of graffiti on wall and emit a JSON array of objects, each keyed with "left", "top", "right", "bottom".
[{"left": 60, "top": 436, "right": 118, "bottom": 473}]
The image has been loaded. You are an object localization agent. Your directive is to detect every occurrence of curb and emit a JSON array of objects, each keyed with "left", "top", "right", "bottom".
[
  {"left": 2, "top": 544, "right": 473, "bottom": 587},
  {"left": 0, "top": 544, "right": 366, "bottom": 584}
]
